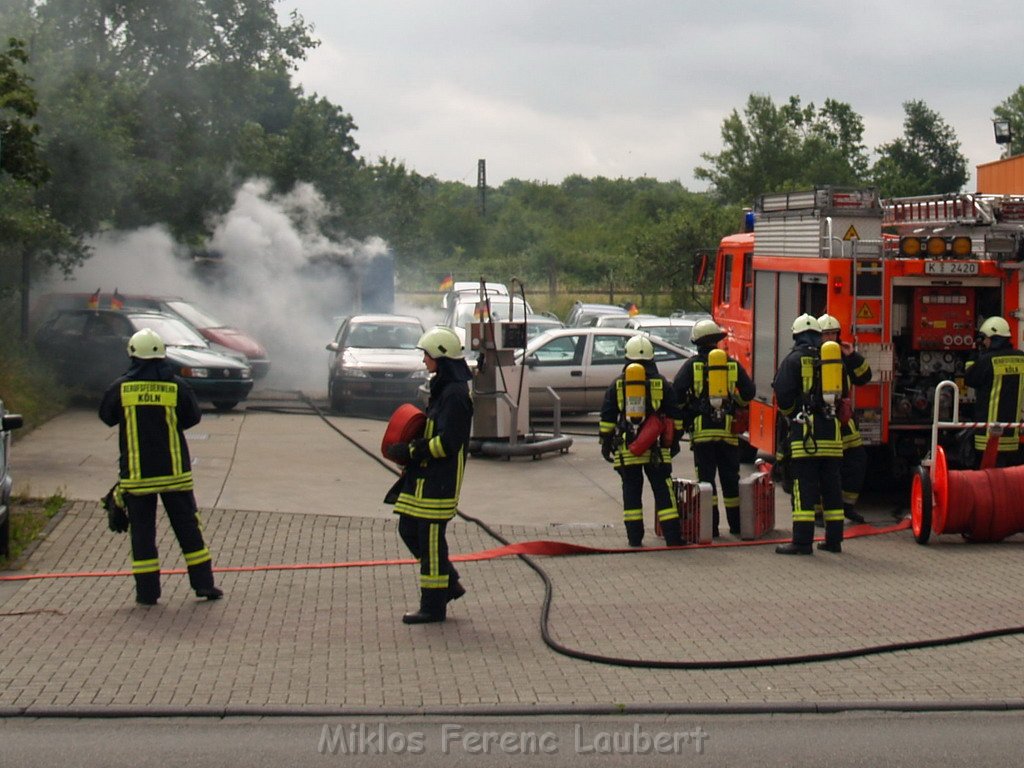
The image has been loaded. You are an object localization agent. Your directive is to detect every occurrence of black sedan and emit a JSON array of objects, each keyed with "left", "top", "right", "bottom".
[{"left": 35, "top": 309, "right": 254, "bottom": 410}]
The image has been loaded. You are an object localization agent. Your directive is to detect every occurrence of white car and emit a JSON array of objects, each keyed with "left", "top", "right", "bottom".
[
  {"left": 517, "top": 327, "right": 692, "bottom": 414},
  {"left": 625, "top": 316, "right": 701, "bottom": 355},
  {"left": 442, "top": 292, "right": 533, "bottom": 348}
]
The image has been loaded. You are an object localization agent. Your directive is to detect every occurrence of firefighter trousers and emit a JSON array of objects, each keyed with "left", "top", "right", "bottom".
[
  {"left": 398, "top": 514, "right": 458, "bottom": 614},
  {"left": 617, "top": 461, "right": 681, "bottom": 546},
  {"left": 692, "top": 441, "right": 741, "bottom": 535},
  {"left": 126, "top": 490, "right": 216, "bottom": 603},
  {"left": 789, "top": 456, "right": 844, "bottom": 548}
]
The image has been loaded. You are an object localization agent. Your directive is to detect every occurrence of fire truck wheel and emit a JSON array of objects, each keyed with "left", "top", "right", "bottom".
[{"left": 910, "top": 466, "right": 932, "bottom": 545}]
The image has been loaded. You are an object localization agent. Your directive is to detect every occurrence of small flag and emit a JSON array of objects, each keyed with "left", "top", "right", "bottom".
[
  {"left": 87, "top": 288, "right": 101, "bottom": 309},
  {"left": 110, "top": 288, "right": 125, "bottom": 310},
  {"left": 438, "top": 273, "right": 454, "bottom": 292}
]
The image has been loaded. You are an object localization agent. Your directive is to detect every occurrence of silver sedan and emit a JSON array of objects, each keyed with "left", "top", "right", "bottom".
[{"left": 517, "top": 327, "right": 692, "bottom": 414}]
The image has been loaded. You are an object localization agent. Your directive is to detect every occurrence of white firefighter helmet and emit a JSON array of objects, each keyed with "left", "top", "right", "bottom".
[
  {"left": 624, "top": 334, "right": 655, "bottom": 361},
  {"left": 791, "top": 313, "right": 821, "bottom": 336},
  {"left": 817, "top": 314, "right": 841, "bottom": 333},
  {"left": 690, "top": 319, "right": 726, "bottom": 346},
  {"left": 979, "top": 316, "right": 1011, "bottom": 339},
  {"left": 416, "top": 326, "right": 464, "bottom": 359},
  {"left": 127, "top": 328, "right": 166, "bottom": 359}
]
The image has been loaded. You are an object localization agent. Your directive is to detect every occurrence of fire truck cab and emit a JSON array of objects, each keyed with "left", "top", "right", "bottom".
[{"left": 706, "top": 187, "right": 1024, "bottom": 478}]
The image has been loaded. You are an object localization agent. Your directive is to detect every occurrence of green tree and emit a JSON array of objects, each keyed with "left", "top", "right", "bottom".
[
  {"left": 993, "top": 85, "right": 1024, "bottom": 158},
  {"left": 696, "top": 94, "right": 869, "bottom": 205},
  {"left": 871, "top": 100, "right": 968, "bottom": 196},
  {"left": 0, "top": 38, "right": 87, "bottom": 338},
  {"left": 692, "top": 94, "right": 868, "bottom": 205}
]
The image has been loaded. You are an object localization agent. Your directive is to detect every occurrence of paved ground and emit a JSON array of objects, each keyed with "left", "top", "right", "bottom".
[{"left": 3, "top": 395, "right": 1024, "bottom": 715}]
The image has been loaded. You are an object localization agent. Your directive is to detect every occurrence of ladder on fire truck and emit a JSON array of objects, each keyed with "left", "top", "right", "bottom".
[{"left": 881, "top": 192, "right": 1024, "bottom": 261}]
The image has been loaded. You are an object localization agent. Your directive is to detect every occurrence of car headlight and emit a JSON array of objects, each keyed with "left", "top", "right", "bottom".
[
  {"left": 410, "top": 369, "right": 431, "bottom": 380},
  {"left": 240, "top": 368, "right": 252, "bottom": 379},
  {"left": 339, "top": 366, "right": 369, "bottom": 378},
  {"left": 181, "top": 367, "right": 209, "bottom": 378}
]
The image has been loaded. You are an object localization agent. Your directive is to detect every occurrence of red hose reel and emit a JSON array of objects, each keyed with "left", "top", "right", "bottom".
[{"left": 910, "top": 444, "right": 1024, "bottom": 544}]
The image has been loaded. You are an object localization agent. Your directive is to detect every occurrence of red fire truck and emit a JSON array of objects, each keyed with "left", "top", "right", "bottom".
[{"left": 702, "top": 187, "right": 1024, "bottom": 478}]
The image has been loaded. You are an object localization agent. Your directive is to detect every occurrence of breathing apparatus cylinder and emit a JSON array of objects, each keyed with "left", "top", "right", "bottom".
[
  {"left": 706, "top": 348, "right": 729, "bottom": 411},
  {"left": 624, "top": 363, "right": 647, "bottom": 423},
  {"left": 819, "top": 340, "right": 843, "bottom": 406}
]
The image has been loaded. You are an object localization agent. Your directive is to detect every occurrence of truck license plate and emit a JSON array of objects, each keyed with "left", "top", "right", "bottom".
[{"left": 925, "top": 261, "right": 979, "bottom": 275}]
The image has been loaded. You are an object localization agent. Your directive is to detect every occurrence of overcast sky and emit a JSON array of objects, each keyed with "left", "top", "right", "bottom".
[{"left": 282, "top": 1, "right": 1022, "bottom": 192}]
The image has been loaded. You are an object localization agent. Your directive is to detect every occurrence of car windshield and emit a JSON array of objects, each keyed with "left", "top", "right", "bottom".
[
  {"left": 346, "top": 322, "right": 422, "bottom": 349},
  {"left": 165, "top": 300, "right": 225, "bottom": 329},
  {"left": 131, "top": 315, "right": 209, "bottom": 347},
  {"left": 643, "top": 324, "right": 694, "bottom": 348}
]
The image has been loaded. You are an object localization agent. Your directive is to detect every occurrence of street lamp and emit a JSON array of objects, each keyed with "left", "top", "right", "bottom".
[{"left": 993, "top": 118, "right": 1013, "bottom": 145}]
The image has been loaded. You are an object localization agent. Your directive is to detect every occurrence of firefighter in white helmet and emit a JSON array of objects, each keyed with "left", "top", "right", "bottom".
[
  {"left": 598, "top": 334, "right": 684, "bottom": 547},
  {"left": 817, "top": 313, "right": 872, "bottom": 525},
  {"left": 98, "top": 328, "right": 223, "bottom": 605},
  {"left": 385, "top": 326, "right": 473, "bottom": 624},
  {"left": 964, "top": 316, "right": 1024, "bottom": 468},
  {"left": 772, "top": 314, "right": 845, "bottom": 555},
  {"left": 672, "top": 319, "right": 755, "bottom": 537}
]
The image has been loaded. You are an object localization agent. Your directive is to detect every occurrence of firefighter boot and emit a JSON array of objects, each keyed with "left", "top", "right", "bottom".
[
  {"left": 725, "top": 506, "right": 741, "bottom": 536},
  {"left": 625, "top": 520, "right": 645, "bottom": 547},
  {"left": 817, "top": 521, "right": 844, "bottom": 553},
  {"left": 843, "top": 504, "right": 865, "bottom": 525},
  {"left": 775, "top": 522, "right": 814, "bottom": 555},
  {"left": 661, "top": 517, "right": 684, "bottom": 547},
  {"left": 135, "top": 572, "right": 161, "bottom": 606},
  {"left": 188, "top": 560, "right": 223, "bottom": 600},
  {"left": 447, "top": 566, "right": 466, "bottom": 603},
  {"left": 403, "top": 588, "right": 447, "bottom": 624}
]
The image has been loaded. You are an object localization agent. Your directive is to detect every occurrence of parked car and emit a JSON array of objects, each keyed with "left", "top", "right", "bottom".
[
  {"left": 516, "top": 327, "right": 692, "bottom": 414},
  {"left": 34, "top": 309, "right": 254, "bottom": 410},
  {"left": 626, "top": 316, "right": 701, "bottom": 355},
  {"left": 441, "top": 282, "right": 510, "bottom": 309},
  {"left": 589, "top": 313, "right": 657, "bottom": 328},
  {"left": 524, "top": 313, "right": 565, "bottom": 343},
  {"left": 31, "top": 292, "right": 270, "bottom": 379},
  {"left": 1, "top": 399, "right": 24, "bottom": 558},
  {"left": 325, "top": 314, "right": 428, "bottom": 414},
  {"left": 565, "top": 302, "right": 629, "bottom": 327}
]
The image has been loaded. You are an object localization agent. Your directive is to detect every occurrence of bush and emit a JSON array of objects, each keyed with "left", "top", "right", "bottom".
[{"left": 0, "top": 295, "right": 68, "bottom": 431}]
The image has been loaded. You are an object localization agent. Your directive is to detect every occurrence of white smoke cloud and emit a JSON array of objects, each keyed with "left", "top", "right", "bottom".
[{"left": 40, "top": 179, "right": 397, "bottom": 392}]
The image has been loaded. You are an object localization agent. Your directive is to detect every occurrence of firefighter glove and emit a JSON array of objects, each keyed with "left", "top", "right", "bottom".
[
  {"left": 670, "top": 435, "right": 682, "bottom": 457},
  {"left": 102, "top": 484, "right": 129, "bottom": 533},
  {"left": 600, "top": 434, "right": 616, "bottom": 463},
  {"left": 386, "top": 442, "right": 411, "bottom": 462}
]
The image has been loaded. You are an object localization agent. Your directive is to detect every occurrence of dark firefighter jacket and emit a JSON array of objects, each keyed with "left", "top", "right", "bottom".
[
  {"left": 839, "top": 348, "right": 872, "bottom": 449},
  {"left": 98, "top": 358, "right": 201, "bottom": 494},
  {"left": 672, "top": 350, "right": 755, "bottom": 445},
  {"left": 772, "top": 338, "right": 842, "bottom": 460},
  {"left": 394, "top": 357, "right": 474, "bottom": 520},
  {"left": 598, "top": 359, "right": 680, "bottom": 466},
  {"left": 964, "top": 337, "right": 1024, "bottom": 452}
]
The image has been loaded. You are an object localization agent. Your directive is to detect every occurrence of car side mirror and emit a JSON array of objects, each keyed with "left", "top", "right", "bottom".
[
  {"left": 526, "top": 355, "right": 539, "bottom": 368},
  {"left": 326, "top": 342, "right": 339, "bottom": 352}
]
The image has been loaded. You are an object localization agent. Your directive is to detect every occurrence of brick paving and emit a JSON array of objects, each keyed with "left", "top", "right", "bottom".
[{"left": 3, "top": 496, "right": 1024, "bottom": 714}]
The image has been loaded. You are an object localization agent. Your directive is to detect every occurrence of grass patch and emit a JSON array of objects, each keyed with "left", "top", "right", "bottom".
[{"left": 1, "top": 493, "right": 67, "bottom": 569}]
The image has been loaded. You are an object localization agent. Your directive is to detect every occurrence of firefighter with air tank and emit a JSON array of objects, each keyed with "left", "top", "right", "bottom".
[
  {"left": 817, "top": 313, "right": 873, "bottom": 525},
  {"left": 672, "top": 319, "right": 755, "bottom": 537},
  {"left": 773, "top": 314, "right": 846, "bottom": 555},
  {"left": 599, "top": 334, "right": 684, "bottom": 547},
  {"left": 965, "top": 316, "right": 1024, "bottom": 469}
]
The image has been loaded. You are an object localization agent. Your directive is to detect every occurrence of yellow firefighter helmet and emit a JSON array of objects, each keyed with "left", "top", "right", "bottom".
[
  {"left": 817, "top": 314, "right": 841, "bottom": 333},
  {"left": 791, "top": 313, "right": 821, "bottom": 336},
  {"left": 979, "top": 316, "right": 1011, "bottom": 339},
  {"left": 624, "top": 334, "right": 655, "bottom": 361},
  {"left": 127, "top": 328, "right": 166, "bottom": 360},
  {"left": 416, "top": 326, "right": 464, "bottom": 359}
]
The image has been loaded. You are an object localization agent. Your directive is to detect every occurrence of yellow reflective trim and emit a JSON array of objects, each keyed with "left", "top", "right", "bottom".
[
  {"left": 132, "top": 558, "right": 160, "bottom": 574},
  {"left": 623, "top": 508, "right": 643, "bottom": 522},
  {"left": 120, "top": 382, "right": 178, "bottom": 407},
  {"left": 183, "top": 548, "right": 211, "bottom": 566}
]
